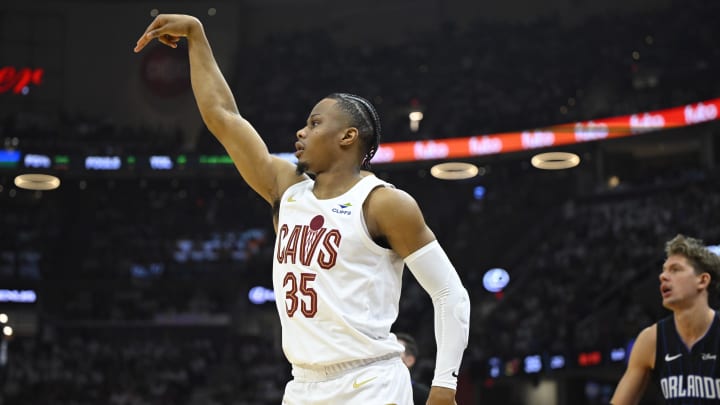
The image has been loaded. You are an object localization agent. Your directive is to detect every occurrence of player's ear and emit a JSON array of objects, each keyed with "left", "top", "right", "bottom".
[
  {"left": 339, "top": 127, "right": 359, "bottom": 146},
  {"left": 699, "top": 272, "right": 711, "bottom": 290}
]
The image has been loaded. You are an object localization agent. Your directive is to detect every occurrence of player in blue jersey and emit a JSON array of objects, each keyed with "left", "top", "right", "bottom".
[{"left": 612, "top": 234, "right": 720, "bottom": 404}]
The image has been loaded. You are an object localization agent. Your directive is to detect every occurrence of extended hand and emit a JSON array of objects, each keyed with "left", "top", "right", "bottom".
[
  {"left": 134, "top": 14, "right": 202, "bottom": 53},
  {"left": 427, "top": 386, "right": 457, "bottom": 405}
]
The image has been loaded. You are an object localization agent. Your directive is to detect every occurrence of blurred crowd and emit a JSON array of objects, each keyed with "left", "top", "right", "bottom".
[
  {"left": 2, "top": 1, "right": 718, "bottom": 156},
  {"left": 3, "top": 331, "right": 288, "bottom": 405},
  {"left": 471, "top": 169, "right": 720, "bottom": 360},
  {"left": 206, "top": 0, "right": 720, "bottom": 154}
]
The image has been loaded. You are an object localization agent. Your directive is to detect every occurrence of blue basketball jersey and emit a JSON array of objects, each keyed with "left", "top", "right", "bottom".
[{"left": 653, "top": 312, "right": 720, "bottom": 404}]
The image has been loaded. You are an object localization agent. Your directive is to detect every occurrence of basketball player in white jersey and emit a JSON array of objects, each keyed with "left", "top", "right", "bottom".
[{"left": 135, "top": 14, "right": 470, "bottom": 405}]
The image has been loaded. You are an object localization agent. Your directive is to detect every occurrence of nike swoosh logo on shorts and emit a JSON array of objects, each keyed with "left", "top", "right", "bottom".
[
  {"left": 352, "top": 376, "right": 377, "bottom": 389},
  {"left": 665, "top": 353, "right": 682, "bottom": 362}
]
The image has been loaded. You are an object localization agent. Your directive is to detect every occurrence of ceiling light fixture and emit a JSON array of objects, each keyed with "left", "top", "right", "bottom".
[
  {"left": 430, "top": 162, "right": 479, "bottom": 180},
  {"left": 530, "top": 152, "right": 580, "bottom": 170},
  {"left": 14, "top": 174, "right": 61, "bottom": 190}
]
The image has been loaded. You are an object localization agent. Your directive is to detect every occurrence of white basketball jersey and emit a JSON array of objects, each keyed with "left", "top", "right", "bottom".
[{"left": 273, "top": 174, "right": 405, "bottom": 367}]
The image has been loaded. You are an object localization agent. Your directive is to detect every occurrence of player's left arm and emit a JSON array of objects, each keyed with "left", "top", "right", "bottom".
[
  {"left": 610, "top": 325, "right": 655, "bottom": 405},
  {"left": 367, "top": 187, "right": 470, "bottom": 404}
]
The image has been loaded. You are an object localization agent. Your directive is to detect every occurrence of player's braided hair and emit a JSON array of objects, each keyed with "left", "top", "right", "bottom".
[{"left": 327, "top": 93, "right": 381, "bottom": 170}]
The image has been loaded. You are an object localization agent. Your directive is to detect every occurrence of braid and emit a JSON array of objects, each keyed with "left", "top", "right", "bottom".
[{"left": 327, "top": 93, "right": 381, "bottom": 169}]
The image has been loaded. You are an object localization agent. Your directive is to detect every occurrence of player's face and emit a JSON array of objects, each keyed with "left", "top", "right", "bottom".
[
  {"left": 659, "top": 254, "right": 707, "bottom": 309},
  {"left": 295, "top": 99, "right": 349, "bottom": 174}
]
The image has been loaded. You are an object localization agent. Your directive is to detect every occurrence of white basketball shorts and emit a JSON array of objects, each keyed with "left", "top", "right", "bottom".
[{"left": 282, "top": 355, "right": 413, "bottom": 405}]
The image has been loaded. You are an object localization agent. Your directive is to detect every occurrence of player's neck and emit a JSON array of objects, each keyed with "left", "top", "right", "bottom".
[
  {"left": 673, "top": 303, "right": 715, "bottom": 348},
  {"left": 312, "top": 168, "right": 364, "bottom": 200}
]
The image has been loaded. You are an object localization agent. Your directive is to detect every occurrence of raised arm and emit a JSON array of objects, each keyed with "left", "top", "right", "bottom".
[
  {"left": 366, "top": 187, "right": 470, "bottom": 405},
  {"left": 611, "top": 325, "right": 656, "bottom": 405},
  {"left": 134, "top": 15, "right": 303, "bottom": 204}
]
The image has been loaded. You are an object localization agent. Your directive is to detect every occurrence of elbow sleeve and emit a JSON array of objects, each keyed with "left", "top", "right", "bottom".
[{"left": 405, "top": 240, "right": 471, "bottom": 389}]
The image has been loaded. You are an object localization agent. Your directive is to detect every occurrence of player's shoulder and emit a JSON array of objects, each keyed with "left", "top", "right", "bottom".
[
  {"left": 366, "top": 185, "right": 419, "bottom": 212},
  {"left": 635, "top": 324, "right": 658, "bottom": 355},
  {"left": 638, "top": 323, "right": 658, "bottom": 341},
  {"left": 628, "top": 323, "right": 658, "bottom": 370},
  {"left": 363, "top": 183, "right": 425, "bottom": 237}
]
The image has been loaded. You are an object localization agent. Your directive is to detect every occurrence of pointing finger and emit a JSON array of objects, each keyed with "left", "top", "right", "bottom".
[
  {"left": 134, "top": 27, "right": 166, "bottom": 52},
  {"left": 133, "top": 16, "right": 164, "bottom": 52},
  {"left": 134, "top": 35, "right": 152, "bottom": 52}
]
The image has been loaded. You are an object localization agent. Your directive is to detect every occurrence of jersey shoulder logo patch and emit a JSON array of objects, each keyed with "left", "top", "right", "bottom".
[{"left": 702, "top": 353, "right": 717, "bottom": 361}]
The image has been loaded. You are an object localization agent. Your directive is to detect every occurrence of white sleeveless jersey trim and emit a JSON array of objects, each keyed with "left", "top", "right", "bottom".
[
  {"left": 355, "top": 183, "right": 394, "bottom": 256},
  {"left": 273, "top": 175, "right": 405, "bottom": 368}
]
